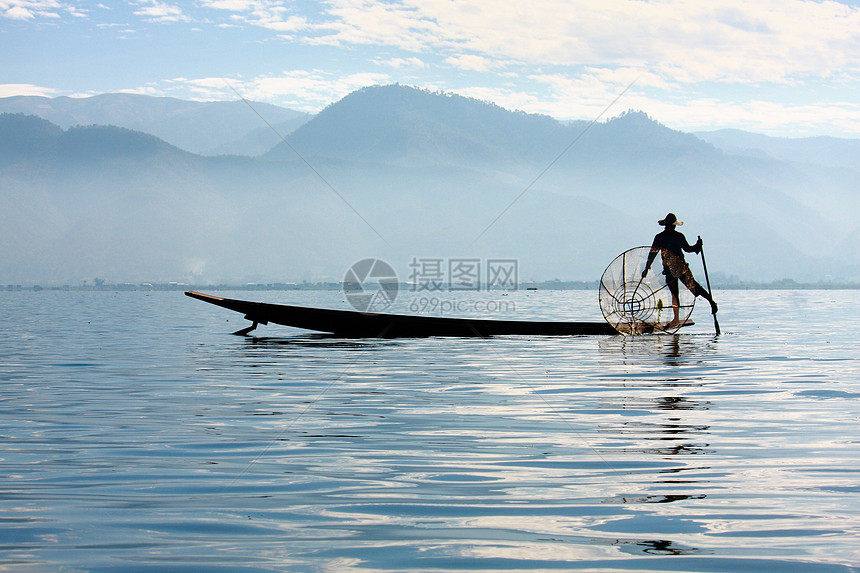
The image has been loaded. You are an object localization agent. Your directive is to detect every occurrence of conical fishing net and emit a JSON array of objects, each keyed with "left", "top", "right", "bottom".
[{"left": 599, "top": 246, "right": 695, "bottom": 334}]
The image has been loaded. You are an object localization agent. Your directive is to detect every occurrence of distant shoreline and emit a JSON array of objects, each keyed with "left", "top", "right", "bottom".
[{"left": 5, "top": 280, "right": 858, "bottom": 292}]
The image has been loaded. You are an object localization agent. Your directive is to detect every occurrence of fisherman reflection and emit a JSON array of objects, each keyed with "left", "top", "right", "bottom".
[
  {"left": 642, "top": 213, "right": 718, "bottom": 326},
  {"left": 613, "top": 533, "right": 704, "bottom": 556},
  {"left": 638, "top": 539, "right": 691, "bottom": 556},
  {"left": 663, "top": 334, "right": 682, "bottom": 360},
  {"left": 597, "top": 334, "right": 690, "bottom": 364}
]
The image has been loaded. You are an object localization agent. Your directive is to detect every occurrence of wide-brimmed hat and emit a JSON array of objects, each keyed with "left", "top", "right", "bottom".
[{"left": 658, "top": 213, "right": 683, "bottom": 226}]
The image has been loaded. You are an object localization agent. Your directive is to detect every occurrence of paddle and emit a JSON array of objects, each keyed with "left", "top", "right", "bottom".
[{"left": 698, "top": 235, "right": 720, "bottom": 335}]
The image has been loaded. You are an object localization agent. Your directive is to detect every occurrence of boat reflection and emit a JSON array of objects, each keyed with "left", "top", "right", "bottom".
[
  {"left": 242, "top": 334, "right": 400, "bottom": 350},
  {"left": 605, "top": 493, "right": 707, "bottom": 504}
]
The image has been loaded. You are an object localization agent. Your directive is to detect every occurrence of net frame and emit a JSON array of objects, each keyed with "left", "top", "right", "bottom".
[{"left": 599, "top": 246, "right": 695, "bottom": 334}]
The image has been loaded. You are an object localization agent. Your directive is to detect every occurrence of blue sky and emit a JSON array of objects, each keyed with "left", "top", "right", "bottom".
[{"left": 2, "top": 0, "right": 859, "bottom": 136}]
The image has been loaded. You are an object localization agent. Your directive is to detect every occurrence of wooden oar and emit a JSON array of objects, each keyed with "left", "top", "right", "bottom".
[{"left": 698, "top": 235, "right": 720, "bottom": 335}]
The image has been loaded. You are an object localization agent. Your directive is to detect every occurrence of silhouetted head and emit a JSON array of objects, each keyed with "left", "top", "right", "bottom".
[{"left": 658, "top": 213, "right": 683, "bottom": 227}]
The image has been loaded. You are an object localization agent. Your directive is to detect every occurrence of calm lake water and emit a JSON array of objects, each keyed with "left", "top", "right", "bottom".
[{"left": 1, "top": 289, "right": 859, "bottom": 572}]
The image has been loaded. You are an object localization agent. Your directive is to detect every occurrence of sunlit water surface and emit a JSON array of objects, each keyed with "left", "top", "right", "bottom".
[{"left": 1, "top": 289, "right": 858, "bottom": 572}]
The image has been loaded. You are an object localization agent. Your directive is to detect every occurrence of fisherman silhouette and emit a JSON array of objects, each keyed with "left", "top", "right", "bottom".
[{"left": 642, "top": 213, "right": 718, "bottom": 325}]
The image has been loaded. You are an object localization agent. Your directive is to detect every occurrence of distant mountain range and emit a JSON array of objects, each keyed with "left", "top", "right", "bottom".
[
  {"left": 695, "top": 129, "right": 860, "bottom": 172},
  {"left": 1, "top": 85, "right": 858, "bottom": 286},
  {"left": 0, "top": 93, "right": 310, "bottom": 156}
]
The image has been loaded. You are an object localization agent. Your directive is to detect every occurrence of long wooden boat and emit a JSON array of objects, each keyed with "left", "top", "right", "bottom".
[{"left": 186, "top": 291, "right": 618, "bottom": 337}]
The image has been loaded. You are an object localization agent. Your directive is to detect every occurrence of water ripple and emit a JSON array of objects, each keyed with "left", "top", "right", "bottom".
[{"left": 1, "top": 290, "right": 859, "bottom": 571}]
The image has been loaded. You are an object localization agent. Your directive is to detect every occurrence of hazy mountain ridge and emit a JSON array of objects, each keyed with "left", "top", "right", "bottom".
[
  {"left": 271, "top": 85, "right": 578, "bottom": 171},
  {"left": 0, "top": 93, "right": 310, "bottom": 157},
  {"left": 696, "top": 128, "right": 860, "bottom": 172},
  {"left": 272, "top": 87, "right": 857, "bottom": 275},
  {"left": 273, "top": 86, "right": 722, "bottom": 185},
  {"left": 2, "top": 85, "right": 858, "bottom": 285},
  {"left": 0, "top": 114, "right": 374, "bottom": 284}
]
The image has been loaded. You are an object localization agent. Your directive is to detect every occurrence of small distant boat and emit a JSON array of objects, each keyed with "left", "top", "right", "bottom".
[{"left": 185, "top": 291, "right": 618, "bottom": 337}]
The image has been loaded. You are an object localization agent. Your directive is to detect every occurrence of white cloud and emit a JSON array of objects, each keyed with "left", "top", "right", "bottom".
[
  {"left": 3, "top": 4, "right": 32, "bottom": 18},
  {"left": 445, "top": 54, "right": 495, "bottom": 73},
  {"left": 4, "top": 0, "right": 856, "bottom": 137},
  {"left": 670, "top": 98, "right": 860, "bottom": 136},
  {"left": 200, "top": 0, "right": 259, "bottom": 10},
  {"left": 315, "top": 0, "right": 860, "bottom": 86},
  {"left": 451, "top": 82, "right": 860, "bottom": 137},
  {"left": 240, "top": 71, "right": 392, "bottom": 109},
  {"left": 308, "top": 0, "right": 442, "bottom": 51},
  {"left": 0, "top": 83, "right": 60, "bottom": 97},
  {"left": 117, "top": 85, "right": 162, "bottom": 97},
  {"left": 155, "top": 71, "right": 392, "bottom": 111},
  {"left": 133, "top": 0, "right": 189, "bottom": 23},
  {"left": 125, "top": 59, "right": 860, "bottom": 136},
  {"left": 197, "top": 0, "right": 307, "bottom": 32},
  {"left": 260, "top": 15, "right": 305, "bottom": 32},
  {"left": 375, "top": 56, "right": 427, "bottom": 69},
  {"left": 453, "top": 86, "right": 545, "bottom": 113},
  {"left": 0, "top": 0, "right": 80, "bottom": 20}
]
